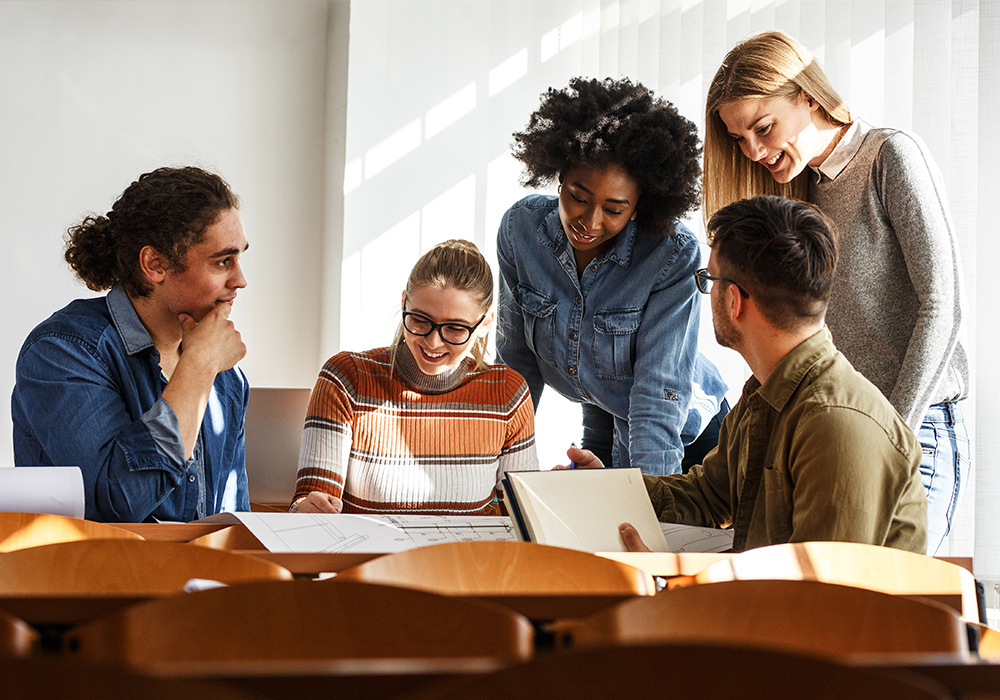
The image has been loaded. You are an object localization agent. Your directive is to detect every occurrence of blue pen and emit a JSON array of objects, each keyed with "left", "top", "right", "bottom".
[{"left": 569, "top": 442, "right": 578, "bottom": 469}]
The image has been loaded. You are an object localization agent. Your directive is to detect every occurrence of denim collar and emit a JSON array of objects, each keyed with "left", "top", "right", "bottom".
[
  {"left": 105, "top": 283, "right": 156, "bottom": 356},
  {"left": 538, "top": 205, "right": 637, "bottom": 267}
]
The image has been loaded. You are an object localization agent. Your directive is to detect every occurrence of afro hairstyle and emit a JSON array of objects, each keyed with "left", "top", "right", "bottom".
[{"left": 512, "top": 76, "right": 701, "bottom": 236}]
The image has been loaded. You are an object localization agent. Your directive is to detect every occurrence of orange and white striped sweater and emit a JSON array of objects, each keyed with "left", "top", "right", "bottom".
[{"left": 292, "top": 345, "right": 537, "bottom": 515}]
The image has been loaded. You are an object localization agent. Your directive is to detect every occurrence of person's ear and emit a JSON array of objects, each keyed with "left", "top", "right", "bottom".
[
  {"left": 138, "top": 246, "right": 169, "bottom": 285},
  {"left": 479, "top": 310, "right": 495, "bottom": 333},
  {"left": 801, "top": 90, "right": 819, "bottom": 111},
  {"left": 727, "top": 283, "right": 746, "bottom": 320}
]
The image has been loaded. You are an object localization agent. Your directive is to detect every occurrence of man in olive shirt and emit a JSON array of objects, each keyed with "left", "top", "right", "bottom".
[{"left": 571, "top": 196, "right": 927, "bottom": 552}]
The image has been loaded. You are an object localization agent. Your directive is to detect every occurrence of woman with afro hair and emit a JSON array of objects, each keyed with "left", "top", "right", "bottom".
[{"left": 497, "top": 77, "right": 728, "bottom": 476}]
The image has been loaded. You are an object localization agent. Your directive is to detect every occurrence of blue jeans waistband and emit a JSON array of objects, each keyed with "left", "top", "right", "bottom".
[{"left": 923, "top": 401, "right": 962, "bottom": 426}]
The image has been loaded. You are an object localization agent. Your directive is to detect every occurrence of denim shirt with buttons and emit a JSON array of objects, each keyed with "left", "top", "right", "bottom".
[
  {"left": 12, "top": 284, "right": 250, "bottom": 522},
  {"left": 497, "top": 195, "right": 727, "bottom": 475}
]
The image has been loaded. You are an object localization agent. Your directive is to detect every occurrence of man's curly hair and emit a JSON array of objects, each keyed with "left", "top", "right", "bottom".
[{"left": 512, "top": 77, "right": 702, "bottom": 236}]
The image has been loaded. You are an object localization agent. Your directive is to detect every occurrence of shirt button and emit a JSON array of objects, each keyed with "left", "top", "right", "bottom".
[
  {"left": 570, "top": 331, "right": 578, "bottom": 340},
  {"left": 666, "top": 391, "right": 676, "bottom": 399},
  {"left": 590, "top": 264, "right": 598, "bottom": 271},
  {"left": 576, "top": 296, "right": 583, "bottom": 304},
  {"left": 188, "top": 474, "right": 196, "bottom": 483},
  {"left": 569, "top": 367, "right": 576, "bottom": 375}
]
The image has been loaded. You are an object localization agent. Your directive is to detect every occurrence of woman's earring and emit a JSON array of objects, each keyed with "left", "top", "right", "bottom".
[
  {"left": 557, "top": 184, "right": 562, "bottom": 194},
  {"left": 630, "top": 210, "right": 637, "bottom": 221}
]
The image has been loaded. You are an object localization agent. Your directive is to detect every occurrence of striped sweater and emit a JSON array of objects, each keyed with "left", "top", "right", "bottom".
[{"left": 292, "top": 344, "right": 538, "bottom": 515}]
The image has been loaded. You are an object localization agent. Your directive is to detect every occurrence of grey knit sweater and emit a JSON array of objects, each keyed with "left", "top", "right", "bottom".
[{"left": 810, "top": 121, "right": 968, "bottom": 430}]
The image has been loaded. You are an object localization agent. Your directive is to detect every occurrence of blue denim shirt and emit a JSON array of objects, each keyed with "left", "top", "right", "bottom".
[
  {"left": 11, "top": 284, "right": 251, "bottom": 522},
  {"left": 497, "top": 195, "right": 727, "bottom": 475}
]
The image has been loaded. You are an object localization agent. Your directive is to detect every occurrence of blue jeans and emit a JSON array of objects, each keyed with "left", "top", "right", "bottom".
[{"left": 919, "top": 402, "right": 971, "bottom": 555}]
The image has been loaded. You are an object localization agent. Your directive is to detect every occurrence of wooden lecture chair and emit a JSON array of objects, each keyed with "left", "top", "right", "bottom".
[
  {"left": 677, "top": 540, "right": 981, "bottom": 622},
  {"left": 392, "top": 642, "right": 952, "bottom": 700},
  {"left": 66, "top": 578, "right": 533, "bottom": 666},
  {"left": 0, "top": 608, "right": 38, "bottom": 656},
  {"left": 336, "top": 540, "right": 656, "bottom": 596},
  {"left": 972, "top": 622, "right": 1000, "bottom": 661},
  {"left": 0, "top": 539, "right": 291, "bottom": 597},
  {"left": 557, "top": 579, "right": 969, "bottom": 659},
  {"left": 1, "top": 655, "right": 270, "bottom": 700},
  {"left": 0, "top": 512, "right": 143, "bottom": 552}
]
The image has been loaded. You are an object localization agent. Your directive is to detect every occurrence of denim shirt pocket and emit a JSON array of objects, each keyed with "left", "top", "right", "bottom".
[
  {"left": 513, "top": 283, "right": 558, "bottom": 365},
  {"left": 593, "top": 308, "right": 641, "bottom": 380}
]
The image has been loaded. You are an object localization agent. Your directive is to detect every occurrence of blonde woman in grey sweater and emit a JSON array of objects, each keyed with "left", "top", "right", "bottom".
[{"left": 702, "top": 30, "right": 968, "bottom": 555}]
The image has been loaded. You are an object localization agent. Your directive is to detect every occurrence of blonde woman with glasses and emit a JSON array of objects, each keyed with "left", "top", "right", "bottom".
[{"left": 291, "top": 240, "right": 538, "bottom": 515}]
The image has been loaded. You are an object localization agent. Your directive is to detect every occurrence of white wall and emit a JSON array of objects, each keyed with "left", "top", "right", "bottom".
[{"left": 0, "top": 0, "right": 342, "bottom": 467}]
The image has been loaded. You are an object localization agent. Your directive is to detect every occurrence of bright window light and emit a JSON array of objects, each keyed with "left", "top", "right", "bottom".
[
  {"left": 365, "top": 119, "right": 421, "bottom": 179},
  {"left": 343, "top": 157, "right": 363, "bottom": 195},
  {"left": 489, "top": 49, "right": 527, "bottom": 97},
  {"left": 425, "top": 82, "right": 477, "bottom": 139}
]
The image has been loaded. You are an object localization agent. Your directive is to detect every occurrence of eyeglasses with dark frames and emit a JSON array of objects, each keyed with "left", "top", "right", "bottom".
[
  {"left": 694, "top": 268, "right": 749, "bottom": 298},
  {"left": 402, "top": 310, "right": 487, "bottom": 345}
]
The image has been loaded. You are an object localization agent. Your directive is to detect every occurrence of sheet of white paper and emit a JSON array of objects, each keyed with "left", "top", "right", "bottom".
[
  {"left": 230, "top": 513, "right": 519, "bottom": 553},
  {"left": 509, "top": 469, "right": 670, "bottom": 553},
  {"left": 660, "top": 522, "right": 734, "bottom": 553},
  {"left": 0, "top": 466, "right": 85, "bottom": 518}
]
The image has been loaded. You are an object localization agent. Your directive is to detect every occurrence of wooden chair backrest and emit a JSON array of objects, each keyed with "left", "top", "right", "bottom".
[
  {"left": 0, "top": 512, "right": 143, "bottom": 552},
  {"left": 394, "top": 642, "right": 951, "bottom": 700},
  {"left": 190, "top": 523, "right": 267, "bottom": 550},
  {"left": 0, "top": 540, "right": 291, "bottom": 595},
  {"left": 690, "top": 541, "right": 980, "bottom": 622},
  {"left": 67, "top": 579, "right": 533, "bottom": 666},
  {"left": 560, "top": 579, "right": 969, "bottom": 658},
  {"left": 1, "top": 656, "right": 270, "bottom": 700},
  {"left": 973, "top": 622, "right": 1000, "bottom": 661},
  {"left": 0, "top": 608, "right": 38, "bottom": 656},
  {"left": 336, "top": 541, "right": 656, "bottom": 595}
]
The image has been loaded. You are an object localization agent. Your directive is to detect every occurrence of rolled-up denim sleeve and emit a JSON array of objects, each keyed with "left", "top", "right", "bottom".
[
  {"left": 14, "top": 335, "right": 187, "bottom": 522},
  {"left": 626, "top": 235, "right": 703, "bottom": 475},
  {"left": 141, "top": 397, "right": 186, "bottom": 465}
]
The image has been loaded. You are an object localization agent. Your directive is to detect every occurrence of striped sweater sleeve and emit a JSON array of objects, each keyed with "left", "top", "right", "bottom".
[
  {"left": 291, "top": 352, "right": 357, "bottom": 506},
  {"left": 496, "top": 370, "right": 539, "bottom": 485}
]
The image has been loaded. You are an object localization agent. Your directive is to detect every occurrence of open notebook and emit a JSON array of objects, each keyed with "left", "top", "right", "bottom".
[{"left": 502, "top": 468, "right": 733, "bottom": 554}]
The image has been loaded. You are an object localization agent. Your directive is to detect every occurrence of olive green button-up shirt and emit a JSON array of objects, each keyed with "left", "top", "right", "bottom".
[{"left": 645, "top": 328, "right": 927, "bottom": 553}]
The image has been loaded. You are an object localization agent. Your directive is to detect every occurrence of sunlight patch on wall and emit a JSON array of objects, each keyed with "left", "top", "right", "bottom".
[
  {"left": 489, "top": 48, "right": 528, "bottom": 97},
  {"left": 601, "top": 2, "right": 621, "bottom": 31},
  {"left": 421, "top": 175, "right": 476, "bottom": 249},
  {"left": 541, "top": 12, "right": 583, "bottom": 62},
  {"left": 425, "top": 82, "right": 476, "bottom": 139},
  {"left": 345, "top": 212, "right": 423, "bottom": 351},
  {"left": 364, "top": 119, "right": 421, "bottom": 179},
  {"left": 343, "top": 157, "right": 363, "bottom": 195}
]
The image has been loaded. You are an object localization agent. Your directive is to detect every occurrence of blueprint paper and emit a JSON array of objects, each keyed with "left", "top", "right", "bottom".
[{"left": 231, "top": 512, "right": 518, "bottom": 553}]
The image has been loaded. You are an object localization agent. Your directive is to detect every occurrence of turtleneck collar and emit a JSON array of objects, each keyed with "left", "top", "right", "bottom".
[{"left": 393, "top": 341, "right": 472, "bottom": 394}]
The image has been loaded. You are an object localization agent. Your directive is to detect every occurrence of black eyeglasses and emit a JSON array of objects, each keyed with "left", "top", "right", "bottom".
[
  {"left": 402, "top": 310, "right": 486, "bottom": 345},
  {"left": 694, "top": 268, "right": 749, "bottom": 298}
]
